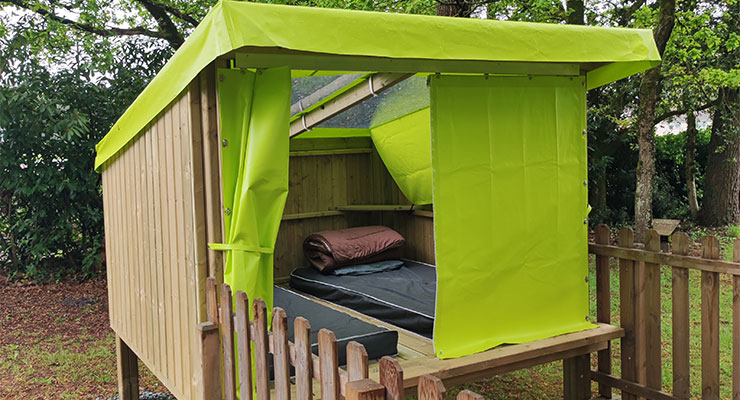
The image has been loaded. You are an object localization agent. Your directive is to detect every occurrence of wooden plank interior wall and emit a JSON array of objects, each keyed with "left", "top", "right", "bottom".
[
  {"left": 274, "top": 141, "right": 435, "bottom": 279},
  {"left": 102, "top": 81, "right": 208, "bottom": 400}
]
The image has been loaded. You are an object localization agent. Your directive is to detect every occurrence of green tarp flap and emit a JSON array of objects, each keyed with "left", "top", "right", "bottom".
[
  {"left": 369, "top": 108, "right": 432, "bottom": 204},
  {"left": 94, "top": 0, "right": 659, "bottom": 170},
  {"left": 430, "top": 75, "right": 593, "bottom": 359},
  {"left": 216, "top": 66, "right": 291, "bottom": 320}
]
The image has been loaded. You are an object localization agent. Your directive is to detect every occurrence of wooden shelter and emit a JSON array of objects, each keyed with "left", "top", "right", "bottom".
[{"left": 96, "top": 2, "right": 662, "bottom": 399}]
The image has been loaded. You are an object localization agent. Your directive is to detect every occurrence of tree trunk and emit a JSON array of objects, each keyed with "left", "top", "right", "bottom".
[
  {"left": 685, "top": 110, "right": 700, "bottom": 220},
  {"left": 699, "top": 88, "right": 740, "bottom": 226},
  {"left": 633, "top": 0, "right": 675, "bottom": 240},
  {"left": 437, "top": 1, "right": 471, "bottom": 17},
  {"left": 566, "top": 0, "right": 584, "bottom": 25}
]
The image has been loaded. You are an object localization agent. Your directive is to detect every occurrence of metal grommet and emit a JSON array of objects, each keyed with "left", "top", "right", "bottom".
[
  {"left": 583, "top": 219, "right": 588, "bottom": 225},
  {"left": 585, "top": 276, "right": 589, "bottom": 283},
  {"left": 582, "top": 129, "right": 587, "bottom": 136},
  {"left": 583, "top": 180, "right": 588, "bottom": 186},
  {"left": 219, "top": 74, "right": 224, "bottom": 82},
  {"left": 224, "top": 208, "right": 231, "bottom": 216},
  {"left": 222, "top": 139, "right": 228, "bottom": 147}
]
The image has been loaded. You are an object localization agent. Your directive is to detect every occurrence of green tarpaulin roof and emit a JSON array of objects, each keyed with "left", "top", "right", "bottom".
[{"left": 94, "top": 0, "right": 660, "bottom": 170}]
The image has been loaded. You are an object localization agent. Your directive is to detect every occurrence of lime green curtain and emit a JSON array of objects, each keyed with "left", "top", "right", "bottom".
[
  {"left": 214, "top": 67, "right": 291, "bottom": 319},
  {"left": 430, "top": 75, "right": 593, "bottom": 359},
  {"left": 369, "top": 107, "right": 432, "bottom": 204}
]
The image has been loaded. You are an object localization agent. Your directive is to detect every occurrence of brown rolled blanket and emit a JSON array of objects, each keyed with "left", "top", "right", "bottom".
[{"left": 303, "top": 226, "right": 405, "bottom": 273}]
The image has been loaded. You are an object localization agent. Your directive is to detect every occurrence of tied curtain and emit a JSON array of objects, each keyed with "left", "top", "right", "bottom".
[{"left": 213, "top": 66, "right": 291, "bottom": 320}]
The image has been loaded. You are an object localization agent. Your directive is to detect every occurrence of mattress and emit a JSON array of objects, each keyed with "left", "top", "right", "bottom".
[
  {"left": 273, "top": 286, "right": 398, "bottom": 365},
  {"left": 289, "top": 260, "right": 436, "bottom": 337}
]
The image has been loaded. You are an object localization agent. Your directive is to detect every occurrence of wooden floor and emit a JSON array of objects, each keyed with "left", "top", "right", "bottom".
[{"left": 277, "top": 285, "right": 624, "bottom": 395}]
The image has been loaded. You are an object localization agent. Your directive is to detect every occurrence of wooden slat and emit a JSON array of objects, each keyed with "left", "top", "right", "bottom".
[
  {"left": 220, "top": 284, "right": 237, "bottom": 400},
  {"left": 158, "top": 109, "right": 176, "bottom": 386},
  {"left": 281, "top": 210, "right": 344, "bottom": 221},
  {"left": 289, "top": 73, "right": 412, "bottom": 137},
  {"left": 142, "top": 124, "right": 159, "bottom": 371},
  {"left": 206, "top": 277, "right": 219, "bottom": 323},
  {"left": 591, "top": 371, "right": 679, "bottom": 400},
  {"left": 198, "top": 322, "right": 222, "bottom": 400},
  {"left": 379, "top": 356, "right": 404, "bottom": 400},
  {"left": 336, "top": 204, "right": 416, "bottom": 212},
  {"left": 290, "top": 148, "right": 372, "bottom": 157},
  {"left": 319, "top": 329, "right": 340, "bottom": 400},
  {"left": 735, "top": 238, "right": 740, "bottom": 400},
  {"left": 273, "top": 307, "right": 291, "bottom": 400},
  {"left": 589, "top": 243, "right": 740, "bottom": 275},
  {"left": 701, "top": 236, "right": 720, "bottom": 400},
  {"left": 594, "top": 224, "right": 612, "bottom": 398},
  {"left": 253, "top": 298, "right": 271, "bottom": 400},
  {"left": 347, "top": 341, "right": 369, "bottom": 381},
  {"left": 671, "top": 232, "right": 691, "bottom": 399},
  {"left": 456, "top": 390, "right": 484, "bottom": 400},
  {"left": 418, "top": 375, "right": 445, "bottom": 400},
  {"left": 346, "top": 379, "right": 385, "bottom": 400},
  {"left": 643, "top": 229, "right": 662, "bottom": 391},
  {"left": 294, "top": 317, "right": 313, "bottom": 400},
  {"left": 235, "top": 291, "right": 253, "bottom": 400},
  {"left": 150, "top": 118, "right": 169, "bottom": 379},
  {"left": 563, "top": 354, "right": 590, "bottom": 400},
  {"left": 619, "top": 228, "right": 638, "bottom": 400}
]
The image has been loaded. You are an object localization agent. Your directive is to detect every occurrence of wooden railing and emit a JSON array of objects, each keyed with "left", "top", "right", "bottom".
[
  {"left": 589, "top": 224, "right": 740, "bottom": 400},
  {"left": 198, "top": 277, "right": 484, "bottom": 400}
]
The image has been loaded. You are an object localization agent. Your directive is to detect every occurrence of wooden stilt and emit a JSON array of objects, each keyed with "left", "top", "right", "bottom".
[
  {"left": 563, "top": 354, "right": 591, "bottom": 400},
  {"left": 116, "top": 335, "right": 139, "bottom": 400}
]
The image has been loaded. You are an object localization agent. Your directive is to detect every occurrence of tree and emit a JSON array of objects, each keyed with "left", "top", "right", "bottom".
[{"left": 633, "top": 0, "right": 676, "bottom": 240}]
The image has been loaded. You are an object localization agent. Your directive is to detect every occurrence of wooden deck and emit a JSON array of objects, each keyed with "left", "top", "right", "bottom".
[{"left": 277, "top": 285, "right": 624, "bottom": 395}]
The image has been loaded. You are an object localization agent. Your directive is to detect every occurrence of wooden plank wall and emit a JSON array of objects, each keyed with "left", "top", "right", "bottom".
[
  {"left": 102, "top": 81, "right": 208, "bottom": 400},
  {"left": 274, "top": 141, "right": 435, "bottom": 280}
]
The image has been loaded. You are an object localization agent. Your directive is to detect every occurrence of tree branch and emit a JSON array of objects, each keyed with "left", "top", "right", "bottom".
[
  {"left": 149, "top": 0, "right": 199, "bottom": 26},
  {"left": 4, "top": 0, "right": 184, "bottom": 48},
  {"left": 135, "top": 0, "right": 185, "bottom": 48},
  {"left": 653, "top": 99, "right": 719, "bottom": 125}
]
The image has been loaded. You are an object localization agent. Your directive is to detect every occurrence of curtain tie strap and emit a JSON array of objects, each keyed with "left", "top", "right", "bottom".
[{"left": 208, "top": 242, "right": 274, "bottom": 254}]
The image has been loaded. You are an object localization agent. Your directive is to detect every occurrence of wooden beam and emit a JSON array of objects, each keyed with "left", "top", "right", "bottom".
[
  {"left": 282, "top": 210, "right": 344, "bottom": 221},
  {"left": 290, "top": 148, "right": 372, "bottom": 157},
  {"left": 336, "top": 204, "right": 416, "bottom": 212},
  {"left": 233, "top": 49, "right": 581, "bottom": 76},
  {"left": 289, "top": 72, "right": 412, "bottom": 137},
  {"left": 591, "top": 371, "right": 679, "bottom": 400},
  {"left": 116, "top": 335, "right": 139, "bottom": 400},
  {"left": 589, "top": 243, "right": 740, "bottom": 275}
]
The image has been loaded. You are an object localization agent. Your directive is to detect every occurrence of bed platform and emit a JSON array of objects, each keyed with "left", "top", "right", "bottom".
[
  {"left": 289, "top": 259, "right": 436, "bottom": 337},
  {"left": 274, "top": 286, "right": 398, "bottom": 365}
]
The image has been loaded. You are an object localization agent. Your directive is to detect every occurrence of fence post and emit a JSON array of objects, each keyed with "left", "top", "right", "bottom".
[
  {"left": 347, "top": 341, "right": 369, "bottom": 381},
  {"left": 273, "top": 307, "right": 291, "bottom": 400},
  {"left": 671, "top": 232, "right": 690, "bottom": 399},
  {"left": 379, "top": 356, "right": 404, "bottom": 400},
  {"left": 456, "top": 390, "right": 484, "bottom": 400},
  {"left": 642, "top": 229, "right": 662, "bottom": 391},
  {"left": 618, "top": 227, "right": 638, "bottom": 400},
  {"left": 219, "top": 284, "right": 236, "bottom": 400},
  {"left": 595, "top": 224, "right": 612, "bottom": 398},
  {"left": 319, "top": 329, "right": 340, "bottom": 400},
  {"left": 234, "top": 291, "right": 253, "bottom": 400},
  {"left": 418, "top": 375, "right": 445, "bottom": 400},
  {"left": 294, "top": 317, "right": 313, "bottom": 400},
  {"left": 253, "top": 298, "right": 271, "bottom": 400},
  {"left": 198, "top": 322, "right": 222, "bottom": 400},
  {"left": 346, "top": 379, "right": 386, "bottom": 400},
  {"left": 701, "top": 236, "right": 720, "bottom": 400}
]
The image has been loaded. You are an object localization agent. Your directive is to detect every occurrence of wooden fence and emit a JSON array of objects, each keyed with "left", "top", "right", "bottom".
[
  {"left": 199, "top": 277, "right": 484, "bottom": 399},
  {"left": 589, "top": 225, "right": 740, "bottom": 400}
]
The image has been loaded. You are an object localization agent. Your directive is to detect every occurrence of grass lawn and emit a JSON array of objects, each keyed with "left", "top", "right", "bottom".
[{"left": 1, "top": 226, "right": 736, "bottom": 399}]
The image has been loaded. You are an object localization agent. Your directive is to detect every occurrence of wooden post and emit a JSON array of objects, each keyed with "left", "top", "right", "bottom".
[
  {"left": 198, "top": 322, "right": 222, "bottom": 400},
  {"left": 456, "top": 390, "right": 484, "bottom": 400},
  {"left": 294, "top": 317, "right": 313, "bottom": 400},
  {"left": 418, "top": 375, "right": 445, "bottom": 400},
  {"left": 253, "top": 298, "right": 271, "bottom": 400},
  {"left": 734, "top": 239, "right": 740, "bottom": 400},
  {"left": 234, "top": 291, "right": 253, "bottom": 400},
  {"left": 220, "top": 284, "right": 237, "bottom": 400},
  {"left": 643, "top": 229, "right": 662, "bottom": 391},
  {"left": 618, "top": 227, "right": 638, "bottom": 400},
  {"left": 319, "top": 329, "right": 340, "bottom": 400},
  {"left": 379, "top": 356, "right": 404, "bottom": 400},
  {"left": 273, "top": 307, "right": 291, "bottom": 400},
  {"left": 563, "top": 354, "right": 591, "bottom": 400},
  {"left": 206, "top": 277, "right": 219, "bottom": 323},
  {"left": 671, "top": 232, "right": 691, "bottom": 399},
  {"left": 595, "top": 224, "right": 612, "bottom": 398},
  {"left": 701, "top": 236, "right": 720, "bottom": 400},
  {"left": 115, "top": 335, "right": 139, "bottom": 400},
  {"left": 346, "top": 379, "right": 386, "bottom": 400},
  {"left": 347, "top": 341, "right": 369, "bottom": 381}
]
